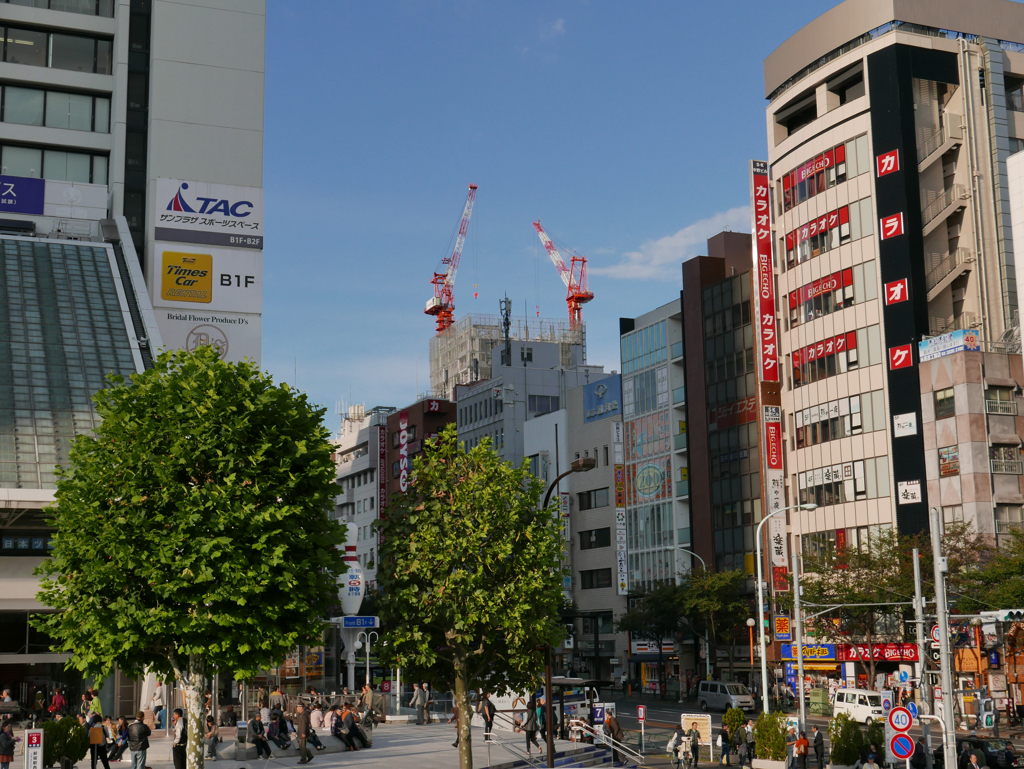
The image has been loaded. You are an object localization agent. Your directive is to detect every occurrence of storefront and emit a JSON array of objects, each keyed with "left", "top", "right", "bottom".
[{"left": 782, "top": 642, "right": 918, "bottom": 690}]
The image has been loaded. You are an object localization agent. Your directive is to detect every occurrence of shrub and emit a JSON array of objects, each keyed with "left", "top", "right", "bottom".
[
  {"left": 828, "top": 712, "right": 865, "bottom": 766},
  {"left": 723, "top": 707, "right": 746, "bottom": 739},
  {"left": 865, "top": 721, "right": 885, "bottom": 755},
  {"left": 753, "top": 710, "right": 788, "bottom": 761},
  {"left": 42, "top": 717, "right": 89, "bottom": 768}
]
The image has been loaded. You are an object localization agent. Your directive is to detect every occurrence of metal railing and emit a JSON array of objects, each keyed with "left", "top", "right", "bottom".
[
  {"left": 990, "top": 460, "right": 1023, "bottom": 475},
  {"left": 985, "top": 400, "right": 1018, "bottom": 415},
  {"left": 925, "top": 248, "right": 973, "bottom": 291},
  {"left": 486, "top": 733, "right": 545, "bottom": 768},
  {"left": 917, "top": 116, "right": 962, "bottom": 163},
  {"left": 929, "top": 312, "right": 978, "bottom": 336},
  {"left": 921, "top": 184, "right": 968, "bottom": 227},
  {"left": 568, "top": 718, "right": 647, "bottom": 767}
]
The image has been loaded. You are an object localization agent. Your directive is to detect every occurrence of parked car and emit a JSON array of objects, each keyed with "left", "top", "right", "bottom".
[
  {"left": 830, "top": 688, "right": 885, "bottom": 724},
  {"left": 933, "top": 738, "right": 1019, "bottom": 769},
  {"left": 697, "top": 681, "right": 756, "bottom": 712}
]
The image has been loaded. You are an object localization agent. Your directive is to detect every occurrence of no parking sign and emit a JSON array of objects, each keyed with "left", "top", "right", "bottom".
[{"left": 890, "top": 734, "right": 915, "bottom": 761}]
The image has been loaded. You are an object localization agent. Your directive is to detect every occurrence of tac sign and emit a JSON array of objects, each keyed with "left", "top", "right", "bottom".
[
  {"left": 888, "top": 707, "right": 913, "bottom": 732},
  {"left": 637, "top": 705, "right": 646, "bottom": 723},
  {"left": 890, "top": 734, "right": 915, "bottom": 761}
]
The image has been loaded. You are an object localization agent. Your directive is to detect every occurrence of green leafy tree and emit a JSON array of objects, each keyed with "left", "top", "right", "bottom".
[
  {"left": 375, "top": 426, "right": 564, "bottom": 769},
  {"left": 41, "top": 716, "right": 88, "bottom": 768},
  {"left": 829, "top": 712, "right": 865, "bottom": 765},
  {"left": 723, "top": 706, "right": 746, "bottom": 739},
  {"left": 616, "top": 583, "right": 686, "bottom": 699},
  {"left": 753, "top": 711, "right": 787, "bottom": 760},
  {"left": 678, "top": 569, "right": 750, "bottom": 680},
  {"left": 961, "top": 527, "right": 1024, "bottom": 609},
  {"left": 32, "top": 346, "right": 346, "bottom": 769}
]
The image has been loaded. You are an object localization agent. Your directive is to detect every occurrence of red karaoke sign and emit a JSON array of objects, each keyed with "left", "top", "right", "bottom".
[{"left": 751, "top": 160, "right": 779, "bottom": 382}]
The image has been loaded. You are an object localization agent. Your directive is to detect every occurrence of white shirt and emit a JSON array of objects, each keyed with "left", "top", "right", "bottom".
[
  {"left": 152, "top": 688, "right": 164, "bottom": 708},
  {"left": 173, "top": 719, "right": 185, "bottom": 746}
]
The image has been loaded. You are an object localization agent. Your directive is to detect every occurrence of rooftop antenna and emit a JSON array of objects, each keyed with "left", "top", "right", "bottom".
[{"left": 500, "top": 295, "right": 512, "bottom": 368}]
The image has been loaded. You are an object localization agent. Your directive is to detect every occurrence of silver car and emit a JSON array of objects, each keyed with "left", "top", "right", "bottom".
[{"left": 697, "top": 681, "right": 756, "bottom": 712}]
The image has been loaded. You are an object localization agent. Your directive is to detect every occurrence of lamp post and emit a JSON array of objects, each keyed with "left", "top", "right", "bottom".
[
  {"left": 541, "top": 455, "right": 596, "bottom": 768},
  {"left": 747, "top": 618, "right": 756, "bottom": 676},
  {"left": 755, "top": 502, "right": 817, "bottom": 714},
  {"left": 676, "top": 546, "right": 712, "bottom": 680},
  {"left": 354, "top": 631, "right": 379, "bottom": 690}
]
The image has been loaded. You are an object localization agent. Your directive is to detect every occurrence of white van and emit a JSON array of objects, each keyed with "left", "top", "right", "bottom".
[
  {"left": 831, "top": 688, "right": 885, "bottom": 724},
  {"left": 697, "top": 681, "right": 756, "bottom": 712}
]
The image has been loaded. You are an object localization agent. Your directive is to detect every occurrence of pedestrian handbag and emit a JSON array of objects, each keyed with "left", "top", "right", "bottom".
[{"left": 90, "top": 727, "right": 104, "bottom": 745}]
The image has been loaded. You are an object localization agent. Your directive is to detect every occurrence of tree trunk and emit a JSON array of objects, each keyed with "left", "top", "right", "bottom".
[
  {"left": 170, "top": 654, "right": 207, "bottom": 769},
  {"left": 454, "top": 659, "right": 473, "bottom": 769}
]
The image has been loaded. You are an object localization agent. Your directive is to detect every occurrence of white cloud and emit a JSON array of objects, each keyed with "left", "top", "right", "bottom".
[
  {"left": 541, "top": 18, "right": 565, "bottom": 39},
  {"left": 591, "top": 206, "right": 751, "bottom": 281}
]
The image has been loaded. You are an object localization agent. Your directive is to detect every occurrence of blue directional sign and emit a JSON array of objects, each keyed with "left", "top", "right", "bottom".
[
  {"left": 342, "top": 616, "right": 379, "bottom": 628},
  {"left": 907, "top": 702, "right": 918, "bottom": 719},
  {"left": 899, "top": 671, "right": 908, "bottom": 683}
]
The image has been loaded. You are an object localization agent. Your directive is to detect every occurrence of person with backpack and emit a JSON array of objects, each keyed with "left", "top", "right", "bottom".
[{"left": 479, "top": 693, "right": 497, "bottom": 741}]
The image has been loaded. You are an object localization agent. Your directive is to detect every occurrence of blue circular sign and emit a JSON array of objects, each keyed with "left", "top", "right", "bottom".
[{"left": 907, "top": 702, "right": 918, "bottom": 719}]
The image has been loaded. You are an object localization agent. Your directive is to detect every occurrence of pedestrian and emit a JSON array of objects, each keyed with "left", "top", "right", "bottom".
[
  {"left": 479, "top": 692, "right": 496, "bottom": 741},
  {"left": 538, "top": 696, "right": 548, "bottom": 743},
  {"left": 170, "top": 709, "right": 186, "bottom": 769},
  {"left": 247, "top": 713, "right": 273, "bottom": 760},
  {"left": 89, "top": 714, "right": 112, "bottom": 769},
  {"left": 668, "top": 725, "right": 689, "bottom": 769},
  {"left": 204, "top": 715, "right": 219, "bottom": 761},
  {"left": 341, "top": 705, "right": 368, "bottom": 750},
  {"left": 812, "top": 725, "right": 824, "bottom": 768},
  {"left": 522, "top": 696, "right": 542, "bottom": 754},
  {"left": 786, "top": 727, "right": 798, "bottom": 769},
  {"left": 719, "top": 725, "right": 731, "bottom": 766},
  {"left": 310, "top": 705, "right": 324, "bottom": 731},
  {"left": 605, "top": 710, "right": 625, "bottom": 767},
  {"left": 423, "top": 683, "right": 433, "bottom": 725},
  {"left": 911, "top": 738, "right": 927, "bottom": 769},
  {"left": 687, "top": 721, "right": 703, "bottom": 768},
  {"left": 267, "top": 714, "right": 290, "bottom": 750},
  {"left": 294, "top": 703, "right": 314, "bottom": 765},
  {"left": 796, "top": 731, "right": 809, "bottom": 769},
  {"left": 109, "top": 717, "right": 129, "bottom": 761},
  {"left": 409, "top": 683, "right": 427, "bottom": 725},
  {"left": 449, "top": 699, "right": 461, "bottom": 749},
  {"left": 151, "top": 683, "right": 164, "bottom": 730},
  {"left": 0, "top": 723, "right": 21, "bottom": 769},
  {"left": 359, "top": 685, "right": 372, "bottom": 716},
  {"left": 126, "top": 711, "right": 150, "bottom": 769},
  {"left": 865, "top": 754, "right": 880, "bottom": 769},
  {"left": 51, "top": 687, "right": 66, "bottom": 715},
  {"left": 746, "top": 720, "right": 756, "bottom": 763},
  {"left": 102, "top": 716, "right": 117, "bottom": 758}
]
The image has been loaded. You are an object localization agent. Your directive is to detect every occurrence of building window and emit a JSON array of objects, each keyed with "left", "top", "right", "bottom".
[
  {"left": 528, "top": 395, "right": 559, "bottom": 414},
  {"left": 996, "top": 506, "right": 1023, "bottom": 536},
  {"left": 782, "top": 134, "right": 869, "bottom": 213},
  {"left": 578, "top": 487, "right": 610, "bottom": 511},
  {"left": 579, "top": 568, "right": 612, "bottom": 590},
  {"left": 792, "top": 325, "right": 882, "bottom": 389},
  {"left": 3, "top": 0, "right": 115, "bottom": 18},
  {"left": 0, "top": 144, "right": 108, "bottom": 184},
  {"left": 391, "top": 461, "right": 400, "bottom": 478},
  {"left": 784, "top": 196, "right": 873, "bottom": 269},
  {"left": 521, "top": 346, "right": 533, "bottom": 362},
  {"left": 603, "top": 445, "right": 609, "bottom": 466},
  {"left": 935, "top": 388, "right": 955, "bottom": 419},
  {"left": 798, "top": 456, "right": 889, "bottom": 506},
  {"left": 581, "top": 611, "right": 614, "bottom": 635},
  {"left": 1, "top": 27, "right": 113, "bottom": 74},
  {"left": 795, "top": 390, "right": 884, "bottom": 449},
  {"left": 578, "top": 527, "right": 611, "bottom": 551},
  {"left": 938, "top": 446, "right": 960, "bottom": 477},
  {"left": 941, "top": 505, "right": 963, "bottom": 532}
]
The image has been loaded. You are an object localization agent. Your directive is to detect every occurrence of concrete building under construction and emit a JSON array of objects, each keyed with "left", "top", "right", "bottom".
[{"left": 429, "top": 313, "right": 586, "bottom": 400}]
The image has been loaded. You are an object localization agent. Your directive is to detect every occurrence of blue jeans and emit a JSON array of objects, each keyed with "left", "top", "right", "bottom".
[
  {"left": 130, "top": 750, "right": 146, "bottom": 769},
  {"left": 155, "top": 708, "right": 165, "bottom": 730}
]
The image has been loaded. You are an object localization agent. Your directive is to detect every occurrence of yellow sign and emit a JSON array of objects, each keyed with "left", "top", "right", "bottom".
[{"left": 161, "top": 251, "right": 212, "bottom": 303}]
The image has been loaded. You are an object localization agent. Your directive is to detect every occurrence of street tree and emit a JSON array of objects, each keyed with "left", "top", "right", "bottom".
[
  {"left": 33, "top": 346, "right": 346, "bottom": 769},
  {"left": 678, "top": 569, "right": 750, "bottom": 680},
  {"left": 616, "top": 583, "right": 686, "bottom": 698},
  {"left": 375, "top": 425, "right": 564, "bottom": 769},
  {"left": 961, "top": 527, "right": 1024, "bottom": 609}
]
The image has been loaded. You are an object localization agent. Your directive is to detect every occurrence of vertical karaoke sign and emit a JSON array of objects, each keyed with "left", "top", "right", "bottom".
[{"left": 750, "top": 160, "right": 779, "bottom": 383}]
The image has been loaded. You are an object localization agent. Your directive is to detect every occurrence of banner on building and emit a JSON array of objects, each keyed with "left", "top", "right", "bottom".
[
  {"left": 616, "top": 506, "right": 628, "bottom": 595},
  {"left": 156, "top": 178, "right": 264, "bottom": 249},
  {"left": 398, "top": 411, "right": 410, "bottom": 491},
  {"left": 377, "top": 424, "right": 387, "bottom": 545},
  {"left": 155, "top": 308, "right": 261, "bottom": 365},
  {"left": 750, "top": 160, "right": 779, "bottom": 382},
  {"left": 151, "top": 243, "right": 263, "bottom": 314},
  {"left": 614, "top": 464, "right": 626, "bottom": 507}
]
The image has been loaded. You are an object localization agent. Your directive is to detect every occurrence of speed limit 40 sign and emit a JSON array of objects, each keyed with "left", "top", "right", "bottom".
[{"left": 888, "top": 706, "right": 913, "bottom": 732}]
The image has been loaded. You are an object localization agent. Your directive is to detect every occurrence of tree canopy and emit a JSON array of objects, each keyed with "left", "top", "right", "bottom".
[
  {"left": 33, "top": 346, "right": 346, "bottom": 769},
  {"left": 375, "top": 425, "right": 564, "bottom": 769}
]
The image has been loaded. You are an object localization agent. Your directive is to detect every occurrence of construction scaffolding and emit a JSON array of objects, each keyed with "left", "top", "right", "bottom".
[{"left": 429, "top": 314, "right": 585, "bottom": 400}]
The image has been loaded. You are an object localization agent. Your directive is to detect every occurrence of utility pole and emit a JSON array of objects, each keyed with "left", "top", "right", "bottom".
[
  {"left": 792, "top": 552, "right": 806, "bottom": 732},
  {"left": 913, "top": 548, "right": 933, "bottom": 769},
  {"left": 929, "top": 507, "right": 957, "bottom": 769}
]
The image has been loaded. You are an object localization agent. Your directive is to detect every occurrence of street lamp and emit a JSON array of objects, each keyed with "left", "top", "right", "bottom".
[
  {"left": 755, "top": 502, "right": 817, "bottom": 714},
  {"left": 541, "top": 455, "right": 595, "bottom": 768},
  {"left": 746, "top": 618, "right": 756, "bottom": 675},
  {"left": 676, "top": 546, "right": 712, "bottom": 681},
  {"left": 354, "top": 631, "right": 379, "bottom": 690}
]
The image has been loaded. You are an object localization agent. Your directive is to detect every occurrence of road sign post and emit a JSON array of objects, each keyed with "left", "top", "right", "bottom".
[
  {"left": 25, "top": 729, "right": 43, "bottom": 769},
  {"left": 888, "top": 707, "right": 913, "bottom": 732},
  {"left": 638, "top": 705, "right": 646, "bottom": 753}
]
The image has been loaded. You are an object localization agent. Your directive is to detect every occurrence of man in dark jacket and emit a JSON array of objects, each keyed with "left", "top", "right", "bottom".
[
  {"left": 605, "top": 711, "right": 624, "bottom": 766},
  {"left": 127, "top": 711, "right": 151, "bottom": 769},
  {"left": 246, "top": 713, "right": 273, "bottom": 759},
  {"left": 342, "top": 706, "right": 368, "bottom": 750},
  {"left": 911, "top": 738, "right": 927, "bottom": 769},
  {"left": 294, "top": 704, "right": 313, "bottom": 764},
  {"left": 812, "top": 725, "right": 825, "bottom": 768}
]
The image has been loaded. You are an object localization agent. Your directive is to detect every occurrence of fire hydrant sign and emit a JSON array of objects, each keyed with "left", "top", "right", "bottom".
[{"left": 25, "top": 729, "right": 43, "bottom": 769}]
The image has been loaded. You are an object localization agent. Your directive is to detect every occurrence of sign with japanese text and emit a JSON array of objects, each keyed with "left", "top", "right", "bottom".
[
  {"left": 880, "top": 212, "right": 905, "bottom": 240},
  {"left": 889, "top": 344, "right": 913, "bottom": 370},
  {"left": 0, "top": 174, "right": 44, "bottom": 215},
  {"left": 876, "top": 149, "right": 900, "bottom": 178},
  {"left": 560, "top": 492, "right": 570, "bottom": 519},
  {"left": 897, "top": 480, "right": 922, "bottom": 504},
  {"left": 156, "top": 178, "right": 264, "bottom": 249},
  {"left": 710, "top": 396, "right": 757, "bottom": 430},
  {"left": 893, "top": 412, "right": 917, "bottom": 437},
  {"left": 838, "top": 643, "right": 918, "bottom": 662},
  {"left": 885, "top": 278, "right": 909, "bottom": 305},
  {"left": 764, "top": 406, "right": 783, "bottom": 471},
  {"left": 584, "top": 376, "right": 622, "bottom": 423},
  {"left": 775, "top": 615, "right": 792, "bottom": 642},
  {"left": 398, "top": 411, "right": 411, "bottom": 492},
  {"left": 26, "top": 729, "right": 43, "bottom": 769},
  {"left": 614, "top": 464, "right": 626, "bottom": 507},
  {"left": 616, "top": 505, "right": 628, "bottom": 596},
  {"left": 768, "top": 515, "right": 787, "bottom": 568},
  {"left": 918, "top": 329, "right": 981, "bottom": 362},
  {"left": 750, "top": 160, "right": 779, "bottom": 382}
]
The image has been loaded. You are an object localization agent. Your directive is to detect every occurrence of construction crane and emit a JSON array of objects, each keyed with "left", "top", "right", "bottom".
[
  {"left": 532, "top": 220, "right": 593, "bottom": 329},
  {"left": 425, "top": 184, "right": 477, "bottom": 334}
]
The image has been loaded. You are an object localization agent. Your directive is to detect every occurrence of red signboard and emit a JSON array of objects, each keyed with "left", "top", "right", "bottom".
[
  {"left": 712, "top": 396, "right": 757, "bottom": 430},
  {"left": 876, "top": 149, "right": 900, "bottom": 178},
  {"left": 378, "top": 424, "right": 387, "bottom": 545},
  {"left": 398, "top": 410, "right": 410, "bottom": 491},
  {"left": 880, "top": 212, "right": 905, "bottom": 240},
  {"left": 750, "top": 160, "right": 779, "bottom": 382},
  {"left": 884, "top": 278, "right": 909, "bottom": 305},
  {"left": 837, "top": 643, "right": 919, "bottom": 662},
  {"left": 765, "top": 418, "right": 783, "bottom": 471},
  {"left": 889, "top": 344, "right": 913, "bottom": 370},
  {"left": 772, "top": 565, "right": 789, "bottom": 592}
]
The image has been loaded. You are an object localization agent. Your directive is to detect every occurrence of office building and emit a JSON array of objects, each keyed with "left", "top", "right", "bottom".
[
  {"left": 0, "top": 0, "right": 265, "bottom": 363},
  {"left": 384, "top": 395, "right": 456, "bottom": 504}
]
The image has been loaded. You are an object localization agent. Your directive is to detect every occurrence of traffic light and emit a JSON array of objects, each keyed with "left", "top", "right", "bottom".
[
  {"left": 1000, "top": 610, "right": 1024, "bottom": 621},
  {"left": 983, "top": 712, "right": 996, "bottom": 728}
]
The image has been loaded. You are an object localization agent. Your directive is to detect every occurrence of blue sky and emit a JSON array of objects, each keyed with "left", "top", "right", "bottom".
[{"left": 261, "top": 0, "right": 836, "bottom": 427}]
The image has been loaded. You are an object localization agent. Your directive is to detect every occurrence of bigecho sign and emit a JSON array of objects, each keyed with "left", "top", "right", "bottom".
[{"left": 838, "top": 643, "right": 919, "bottom": 662}]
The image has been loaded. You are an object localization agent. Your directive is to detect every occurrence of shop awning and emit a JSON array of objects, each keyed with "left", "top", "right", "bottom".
[
  {"left": 990, "top": 433, "right": 1022, "bottom": 446},
  {"left": 629, "top": 653, "right": 679, "bottom": 663},
  {"left": 985, "top": 377, "right": 1019, "bottom": 389},
  {"left": 994, "top": 493, "right": 1024, "bottom": 505}
]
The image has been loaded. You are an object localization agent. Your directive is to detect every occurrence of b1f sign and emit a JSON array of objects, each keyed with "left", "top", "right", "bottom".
[
  {"left": 750, "top": 161, "right": 779, "bottom": 382},
  {"left": 156, "top": 178, "right": 264, "bottom": 249}
]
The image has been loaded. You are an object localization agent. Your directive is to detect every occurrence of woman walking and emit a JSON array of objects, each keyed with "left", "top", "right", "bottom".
[
  {"left": 0, "top": 723, "right": 21, "bottom": 769},
  {"left": 522, "top": 696, "right": 542, "bottom": 755}
]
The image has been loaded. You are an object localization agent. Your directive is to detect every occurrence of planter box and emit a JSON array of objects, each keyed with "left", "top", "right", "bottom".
[{"left": 753, "top": 759, "right": 788, "bottom": 769}]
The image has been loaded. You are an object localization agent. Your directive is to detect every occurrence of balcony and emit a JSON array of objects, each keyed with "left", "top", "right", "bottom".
[
  {"left": 925, "top": 249, "right": 974, "bottom": 301},
  {"left": 675, "top": 480, "right": 690, "bottom": 499},
  {"left": 673, "top": 432, "right": 688, "bottom": 451},
  {"left": 673, "top": 386, "right": 687, "bottom": 405},
  {"left": 922, "top": 184, "right": 969, "bottom": 236},
  {"left": 991, "top": 460, "right": 1023, "bottom": 475},
  {"left": 986, "top": 400, "right": 1018, "bottom": 415},
  {"left": 671, "top": 341, "right": 685, "bottom": 361},
  {"left": 929, "top": 312, "right": 978, "bottom": 337},
  {"left": 917, "top": 116, "right": 962, "bottom": 168}
]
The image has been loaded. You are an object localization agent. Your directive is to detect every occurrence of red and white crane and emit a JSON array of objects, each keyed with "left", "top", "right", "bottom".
[
  {"left": 425, "top": 184, "right": 477, "bottom": 334},
  {"left": 532, "top": 220, "right": 593, "bottom": 329}
]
